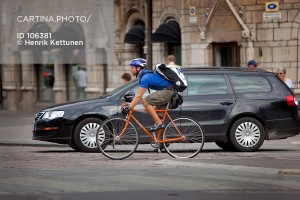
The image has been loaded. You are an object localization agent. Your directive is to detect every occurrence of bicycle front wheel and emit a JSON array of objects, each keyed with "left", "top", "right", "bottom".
[
  {"left": 163, "top": 117, "right": 204, "bottom": 158},
  {"left": 96, "top": 117, "right": 138, "bottom": 160}
]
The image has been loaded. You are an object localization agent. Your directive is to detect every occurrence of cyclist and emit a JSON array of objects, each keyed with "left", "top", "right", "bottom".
[{"left": 122, "top": 58, "right": 173, "bottom": 131}]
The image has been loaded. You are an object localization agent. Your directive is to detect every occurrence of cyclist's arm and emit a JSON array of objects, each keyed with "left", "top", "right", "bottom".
[{"left": 129, "top": 87, "right": 147, "bottom": 109}]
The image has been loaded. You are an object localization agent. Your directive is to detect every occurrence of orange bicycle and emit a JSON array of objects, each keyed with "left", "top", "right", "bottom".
[{"left": 96, "top": 107, "right": 204, "bottom": 160}]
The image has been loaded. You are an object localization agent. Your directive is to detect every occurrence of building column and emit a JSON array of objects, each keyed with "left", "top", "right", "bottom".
[
  {"left": 85, "top": 48, "right": 106, "bottom": 98},
  {"left": 51, "top": 49, "right": 67, "bottom": 104},
  {"left": 197, "top": 43, "right": 212, "bottom": 66},
  {"left": 20, "top": 50, "right": 37, "bottom": 112},
  {"left": 2, "top": 52, "right": 22, "bottom": 110},
  {"left": 241, "top": 41, "right": 255, "bottom": 65}
]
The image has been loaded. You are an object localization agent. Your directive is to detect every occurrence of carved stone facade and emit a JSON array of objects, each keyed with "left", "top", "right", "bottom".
[
  {"left": 1, "top": 0, "right": 300, "bottom": 111},
  {"left": 115, "top": 0, "right": 300, "bottom": 93}
]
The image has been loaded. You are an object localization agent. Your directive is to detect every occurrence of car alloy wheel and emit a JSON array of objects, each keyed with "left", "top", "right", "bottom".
[
  {"left": 80, "top": 122, "right": 100, "bottom": 148},
  {"left": 73, "top": 118, "right": 103, "bottom": 152},
  {"left": 229, "top": 117, "right": 265, "bottom": 152},
  {"left": 236, "top": 122, "right": 260, "bottom": 147}
]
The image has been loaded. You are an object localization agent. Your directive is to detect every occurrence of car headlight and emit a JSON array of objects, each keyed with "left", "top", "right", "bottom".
[{"left": 42, "top": 111, "right": 65, "bottom": 119}]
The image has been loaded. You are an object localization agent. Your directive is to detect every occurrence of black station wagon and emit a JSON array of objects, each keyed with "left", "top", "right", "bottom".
[{"left": 33, "top": 67, "right": 300, "bottom": 152}]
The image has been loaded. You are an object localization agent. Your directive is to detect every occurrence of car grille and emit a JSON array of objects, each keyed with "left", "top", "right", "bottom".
[{"left": 34, "top": 112, "right": 45, "bottom": 122}]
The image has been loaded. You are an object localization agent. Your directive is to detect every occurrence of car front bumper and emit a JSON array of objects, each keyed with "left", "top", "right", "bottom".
[{"left": 32, "top": 118, "right": 73, "bottom": 144}]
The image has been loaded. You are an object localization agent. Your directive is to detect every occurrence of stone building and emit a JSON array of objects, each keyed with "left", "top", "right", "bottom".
[
  {"left": 115, "top": 0, "right": 300, "bottom": 91},
  {"left": 0, "top": 0, "right": 121, "bottom": 112},
  {"left": 1, "top": 0, "right": 300, "bottom": 112}
]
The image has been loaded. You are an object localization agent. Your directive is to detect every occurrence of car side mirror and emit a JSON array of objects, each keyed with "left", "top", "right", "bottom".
[{"left": 124, "top": 90, "right": 135, "bottom": 103}]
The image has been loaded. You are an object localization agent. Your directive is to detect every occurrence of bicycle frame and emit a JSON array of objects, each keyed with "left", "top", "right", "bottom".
[{"left": 117, "top": 109, "right": 185, "bottom": 143}]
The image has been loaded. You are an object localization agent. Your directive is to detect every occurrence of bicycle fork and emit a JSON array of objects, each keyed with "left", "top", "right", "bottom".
[{"left": 112, "top": 116, "right": 130, "bottom": 149}]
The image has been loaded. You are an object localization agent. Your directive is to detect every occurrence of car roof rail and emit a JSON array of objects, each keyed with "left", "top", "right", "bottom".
[{"left": 183, "top": 66, "right": 269, "bottom": 73}]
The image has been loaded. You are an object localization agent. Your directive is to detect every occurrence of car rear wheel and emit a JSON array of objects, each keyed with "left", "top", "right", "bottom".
[
  {"left": 229, "top": 117, "right": 265, "bottom": 152},
  {"left": 73, "top": 118, "right": 103, "bottom": 152}
]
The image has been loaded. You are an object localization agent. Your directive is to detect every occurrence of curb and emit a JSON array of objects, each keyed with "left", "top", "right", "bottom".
[
  {"left": 278, "top": 169, "right": 300, "bottom": 176},
  {"left": 0, "top": 142, "right": 67, "bottom": 147},
  {"left": 156, "top": 159, "right": 300, "bottom": 176}
]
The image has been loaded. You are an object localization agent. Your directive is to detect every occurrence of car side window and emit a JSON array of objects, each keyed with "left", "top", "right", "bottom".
[
  {"left": 229, "top": 75, "right": 271, "bottom": 93},
  {"left": 185, "top": 75, "right": 229, "bottom": 96}
]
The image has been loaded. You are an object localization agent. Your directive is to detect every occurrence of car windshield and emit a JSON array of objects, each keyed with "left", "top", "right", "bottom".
[{"left": 102, "top": 79, "right": 138, "bottom": 97}]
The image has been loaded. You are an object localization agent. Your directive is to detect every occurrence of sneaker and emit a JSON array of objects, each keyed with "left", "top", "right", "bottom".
[{"left": 149, "top": 123, "right": 164, "bottom": 131}]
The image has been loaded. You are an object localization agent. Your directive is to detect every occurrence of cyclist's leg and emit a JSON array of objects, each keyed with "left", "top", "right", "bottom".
[
  {"left": 97, "top": 117, "right": 138, "bottom": 160},
  {"left": 143, "top": 89, "right": 173, "bottom": 130},
  {"left": 142, "top": 98, "right": 161, "bottom": 124},
  {"left": 163, "top": 117, "right": 204, "bottom": 158}
]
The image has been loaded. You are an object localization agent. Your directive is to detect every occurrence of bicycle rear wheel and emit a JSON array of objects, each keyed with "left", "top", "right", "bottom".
[
  {"left": 163, "top": 117, "right": 204, "bottom": 158},
  {"left": 96, "top": 117, "right": 138, "bottom": 160}
]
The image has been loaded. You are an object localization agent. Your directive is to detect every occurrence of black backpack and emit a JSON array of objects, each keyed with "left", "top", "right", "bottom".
[
  {"left": 139, "top": 67, "right": 185, "bottom": 109},
  {"left": 154, "top": 63, "right": 188, "bottom": 92}
]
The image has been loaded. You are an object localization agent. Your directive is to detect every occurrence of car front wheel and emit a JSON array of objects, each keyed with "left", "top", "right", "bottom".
[
  {"left": 229, "top": 117, "right": 265, "bottom": 152},
  {"left": 72, "top": 118, "right": 103, "bottom": 152}
]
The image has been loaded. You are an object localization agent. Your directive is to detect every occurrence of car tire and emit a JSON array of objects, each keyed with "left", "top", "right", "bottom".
[
  {"left": 73, "top": 118, "right": 103, "bottom": 152},
  {"left": 215, "top": 141, "right": 236, "bottom": 151},
  {"left": 68, "top": 141, "right": 81, "bottom": 151},
  {"left": 229, "top": 117, "right": 265, "bottom": 152}
]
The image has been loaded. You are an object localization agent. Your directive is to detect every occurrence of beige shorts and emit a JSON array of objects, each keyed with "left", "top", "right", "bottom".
[{"left": 144, "top": 88, "right": 173, "bottom": 113}]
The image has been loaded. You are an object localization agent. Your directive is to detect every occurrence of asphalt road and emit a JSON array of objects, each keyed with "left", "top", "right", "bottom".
[
  {"left": 0, "top": 144, "right": 300, "bottom": 200},
  {"left": 0, "top": 110, "right": 300, "bottom": 200}
]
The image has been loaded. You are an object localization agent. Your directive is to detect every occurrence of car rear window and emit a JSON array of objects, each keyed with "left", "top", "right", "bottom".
[
  {"left": 186, "top": 75, "right": 228, "bottom": 95},
  {"left": 229, "top": 75, "right": 272, "bottom": 93}
]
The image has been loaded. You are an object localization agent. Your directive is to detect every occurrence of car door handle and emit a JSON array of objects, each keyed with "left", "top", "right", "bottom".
[{"left": 220, "top": 102, "right": 234, "bottom": 106}]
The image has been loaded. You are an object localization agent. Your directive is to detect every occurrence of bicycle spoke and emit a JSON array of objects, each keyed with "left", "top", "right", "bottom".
[
  {"left": 163, "top": 117, "right": 204, "bottom": 158},
  {"left": 96, "top": 118, "right": 138, "bottom": 160}
]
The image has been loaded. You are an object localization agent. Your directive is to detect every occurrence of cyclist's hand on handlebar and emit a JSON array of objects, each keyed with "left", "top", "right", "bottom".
[
  {"left": 121, "top": 102, "right": 129, "bottom": 109},
  {"left": 121, "top": 102, "right": 132, "bottom": 112},
  {"left": 121, "top": 103, "right": 131, "bottom": 115}
]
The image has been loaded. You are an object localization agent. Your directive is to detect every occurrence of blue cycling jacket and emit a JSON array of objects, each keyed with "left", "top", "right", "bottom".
[{"left": 139, "top": 70, "right": 172, "bottom": 90}]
